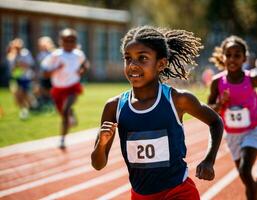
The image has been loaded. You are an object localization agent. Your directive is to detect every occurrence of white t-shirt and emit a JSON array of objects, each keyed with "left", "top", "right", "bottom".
[{"left": 41, "top": 48, "right": 86, "bottom": 88}]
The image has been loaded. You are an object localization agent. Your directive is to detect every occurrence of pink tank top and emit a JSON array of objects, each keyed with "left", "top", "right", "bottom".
[{"left": 218, "top": 72, "right": 257, "bottom": 133}]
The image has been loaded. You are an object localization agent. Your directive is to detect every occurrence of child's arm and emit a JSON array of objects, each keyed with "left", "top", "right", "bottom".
[
  {"left": 43, "top": 63, "right": 64, "bottom": 78},
  {"left": 173, "top": 89, "right": 224, "bottom": 180},
  {"left": 207, "top": 78, "right": 229, "bottom": 114},
  {"left": 78, "top": 60, "right": 90, "bottom": 77},
  {"left": 91, "top": 97, "right": 119, "bottom": 170}
]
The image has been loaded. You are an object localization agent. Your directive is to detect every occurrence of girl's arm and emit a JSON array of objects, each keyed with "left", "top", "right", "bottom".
[
  {"left": 173, "top": 89, "right": 224, "bottom": 180},
  {"left": 91, "top": 96, "right": 119, "bottom": 170},
  {"left": 207, "top": 78, "right": 229, "bottom": 114}
]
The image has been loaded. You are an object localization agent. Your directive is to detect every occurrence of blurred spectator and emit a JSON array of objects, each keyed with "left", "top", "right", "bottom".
[{"left": 6, "top": 38, "right": 36, "bottom": 120}]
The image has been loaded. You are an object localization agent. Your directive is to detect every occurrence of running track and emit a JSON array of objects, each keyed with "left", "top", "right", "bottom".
[{"left": 0, "top": 119, "right": 256, "bottom": 200}]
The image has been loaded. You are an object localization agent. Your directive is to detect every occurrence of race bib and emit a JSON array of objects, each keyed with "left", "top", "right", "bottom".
[
  {"left": 126, "top": 129, "right": 170, "bottom": 168},
  {"left": 224, "top": 106, "right": 251, "bottom": 128}
]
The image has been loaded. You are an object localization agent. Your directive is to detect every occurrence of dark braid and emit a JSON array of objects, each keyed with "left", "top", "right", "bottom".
[
  {"left": 209, "top": 35, "right": 248, "bottom": 70},
  {"left": 121, "top": 26, "right": 203, "bottom": 81}
]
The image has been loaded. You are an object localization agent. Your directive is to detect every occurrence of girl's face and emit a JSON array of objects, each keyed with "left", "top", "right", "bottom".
[
  {"left": 223, "top": 42, "right": 246, "bottom": 72},
  {"left": 123, "top": 41, "right": 165, "bottom": 88},
  {"left": 60, "top": 36, "right": 77, "bottom": 52}
]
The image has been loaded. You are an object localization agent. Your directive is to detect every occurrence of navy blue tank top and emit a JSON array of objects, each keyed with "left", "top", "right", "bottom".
[{"left": 116, "top": 83, "right": 188, "bottom": 195}]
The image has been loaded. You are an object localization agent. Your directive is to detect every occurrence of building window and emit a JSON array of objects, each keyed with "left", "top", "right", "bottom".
[
  {"left": 108, "top": 27, "right": 123, "bottom": 62},
  {"left": 75, "top": 24, "right": 89, "bottom": 56},
  {"left": 1, "top": 15, "right": 14, "bottom": 54},
  {"left": 40, "top": 20, "right": 54, "bottom": 40},
  {"left": 18, "top": 17, "right": 30, "bottom": 49},
  {"left": 94, "top": 26, "right": 107, "bottom": 79},
  {"left": 58, "top": 21, "right": 69, "bottom": 31}
]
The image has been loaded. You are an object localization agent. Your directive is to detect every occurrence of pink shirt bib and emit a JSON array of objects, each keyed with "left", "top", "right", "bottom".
[{"left": 218, "top": 72, "right": 257, "bottom": 133}]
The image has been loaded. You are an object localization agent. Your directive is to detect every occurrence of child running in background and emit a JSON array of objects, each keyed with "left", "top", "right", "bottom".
[
  {"left": 42, "top": 28, "right": 89, "bottom": 149},
  {"left": 208, "top": 35, "right": 257, "bottom": 200},
  {"left": 6, "top": 38, "right": 35, "bottom": 120},
  {"left": 91, "top": 26, "right": 224, "bottom": 200}
]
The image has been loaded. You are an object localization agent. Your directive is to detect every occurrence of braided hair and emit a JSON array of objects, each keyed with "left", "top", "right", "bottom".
[
  {"left": 209, "top": 35, "right": 248, "bottom": 70},
  {"left": 121, "top": 26, "right": 203, "bottom": 81}
]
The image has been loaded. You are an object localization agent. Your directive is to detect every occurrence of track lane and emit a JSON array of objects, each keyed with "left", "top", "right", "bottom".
[{"left": 0, "top": 119, "right": 256, "bottom": 200}]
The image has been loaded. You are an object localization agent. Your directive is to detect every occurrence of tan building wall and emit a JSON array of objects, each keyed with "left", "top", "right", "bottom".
[{"left": 0, "top": 0, "right": 130, "bottom": 81}]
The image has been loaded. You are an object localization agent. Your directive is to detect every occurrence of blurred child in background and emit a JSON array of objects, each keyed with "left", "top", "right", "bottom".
[
  {"left": 6, "top": 38, "right": 35, "bottom": 120},
  {"left": 208, "top": 35, "right": 257, "bottom": 200},
  {"left": 36, "top": 36, "right": 56, "bottom": 109},
  {"left": 42, "top": 28, "right": 89, "bottom": 149}
]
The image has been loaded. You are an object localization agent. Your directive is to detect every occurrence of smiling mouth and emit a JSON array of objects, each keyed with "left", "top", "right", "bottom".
[
  {"left": 129, "top": 74, "right": 142, "bottom": 78},
  {"left": 229, "top": 64, "right": 235, "bottom": 67}
]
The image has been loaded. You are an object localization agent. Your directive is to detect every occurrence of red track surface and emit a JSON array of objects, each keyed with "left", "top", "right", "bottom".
[{"left": 0, "top": 119, "right": 256, "bottom": 200}]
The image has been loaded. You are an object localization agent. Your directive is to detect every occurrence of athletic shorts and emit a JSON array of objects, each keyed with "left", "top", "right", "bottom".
[
  {"left": 225, "top": 127, "right": 257, "bottom": 161},
  {"left": 50, "top": 83, "right": 83, "bottom": 113},
  {"left": 16, "top": 78, "right": 31, "bottom": 92},
  {"left": 131, "top": 177, "right": 200, "bottom": 200}
]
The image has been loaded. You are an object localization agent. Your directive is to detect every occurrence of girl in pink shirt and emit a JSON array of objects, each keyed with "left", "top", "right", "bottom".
[{"left": 208, "top": 35, "right": 257, "bottom": 200}]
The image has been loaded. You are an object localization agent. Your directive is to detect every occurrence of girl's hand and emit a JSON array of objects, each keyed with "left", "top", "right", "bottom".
[
  {"left": 99, "top": 121, "right": 117, "bottom": 146},
  {"left": 196, "top": 160, "right": 215, "bottom": 181}
]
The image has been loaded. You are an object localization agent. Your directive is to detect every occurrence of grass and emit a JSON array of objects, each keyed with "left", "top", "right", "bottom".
[{"left": 0, "top": 83, "right": 209, "bottom": 147}]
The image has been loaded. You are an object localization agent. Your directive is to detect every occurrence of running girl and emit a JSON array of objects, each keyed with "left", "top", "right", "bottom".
[
  {"left": 91, "top": 26, "right": 224, "bottom": 200},
  {"left": 208, "top": 35, "right": 257, "bottom": 200}
]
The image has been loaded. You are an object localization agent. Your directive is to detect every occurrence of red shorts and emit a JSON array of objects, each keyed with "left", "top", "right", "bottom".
[
  {"left": 131, "top": 177, "right": 200, "bottom": 200},
  {"left": 50, "top": 83, "right": 83, "bottom": 113}
]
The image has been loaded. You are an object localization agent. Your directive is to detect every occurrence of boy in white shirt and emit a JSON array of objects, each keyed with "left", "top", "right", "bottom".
[{"left": 42, "top": 28, "right": 89, "bottom": 149}]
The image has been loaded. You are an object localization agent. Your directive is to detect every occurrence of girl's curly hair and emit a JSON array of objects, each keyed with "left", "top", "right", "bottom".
[
  {"left": 121, "top": 26, "right": 203, "bottom": 81},
  {"left": 209, "top": 35, "right": 248, "bottom": 70}
]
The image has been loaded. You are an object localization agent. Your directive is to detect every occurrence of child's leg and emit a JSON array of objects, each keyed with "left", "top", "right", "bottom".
[
  {"left": 238, "top": 147, "right": 257, "bottom": 200},
  {"left": 14, "top": 88, "right": 26, "bottom": 108},
  {"left": 14, "top": 88, "right": 30, "bottom": 119},
  {"left": 60, "top": 94, "right": 77, "bottom": 148}
]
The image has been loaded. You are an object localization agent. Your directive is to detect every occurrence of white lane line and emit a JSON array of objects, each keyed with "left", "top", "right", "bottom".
[
  {"left": 200, "top": 168, "right": 238, "bottom": 200},
  {"left": 0, "top": 148, "right": 89, "bottom": 176},
  {"left": 0, "top": 138, "right": 120, "bottom": 177},
  {"left": 0, "top": 151, "right": 123, "bottom": 198},
  {"left": 188, "top": 144, "right": 229, "bottom": 169},
  {"left": 0, "top": 119, "right": 206, "bottom": 158},
  {"left": 200, "top": 150, "right": 257, "bottom": 200},
  {"left": 1, "top": 127, "right": 207, "bottom": 184},
  {"left": 96, "top": 183, "right": 131, "bottom": 200},
  {"left": 0, "top": 121, "right": 213, "bottom": 199},
  {"left": 0, "top": 128, "right": 98, "bottom": 157},
  {"left": 24, "top": 136, "right": 223, "bottom": 197},
  {"left": 40, "top": 168, "right": 128, "bottom": 200},
  {"left": 1, "top": 147, "right": 121, "bottom": 187},
  {"left": 37, "top": 132, "right": 213, "bottom": 199}
]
